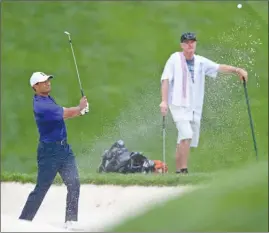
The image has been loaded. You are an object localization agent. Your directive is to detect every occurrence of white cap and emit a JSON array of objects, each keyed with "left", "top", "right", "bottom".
[{"left": 30, "top": 72, "right": 53, "bottom": 87}]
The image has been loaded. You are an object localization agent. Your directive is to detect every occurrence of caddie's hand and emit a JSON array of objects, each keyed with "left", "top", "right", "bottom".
[
  {"left": 159, "top": 101, "right": 168, "bottom": 116},
  {"left": 236, "top": 68, "right": 248, "bottom": 82}
]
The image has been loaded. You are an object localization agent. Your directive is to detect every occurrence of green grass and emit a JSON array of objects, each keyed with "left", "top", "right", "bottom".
[
  {"left": 1, "top": 1, "right": 268, "bottom": 185},
  {"left": 1, "top": 171, "right": 213, "bottom": 186},
  {"left": 111, "top": 160, "right": 268, "bottom": 232}
]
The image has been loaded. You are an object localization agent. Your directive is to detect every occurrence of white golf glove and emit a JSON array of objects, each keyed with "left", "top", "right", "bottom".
[
  {"left": 85, "top": 103, "right": 89, "bottom": 113},
  {"left": 80, "top": 108, "right": 86, "bottom": 115},
  {"left": 80, "top": 103, "right": 89, "bottom": 115}
]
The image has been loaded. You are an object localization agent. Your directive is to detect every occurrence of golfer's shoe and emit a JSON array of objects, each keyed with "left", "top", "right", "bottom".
[{"left": 63, "top": 221, "right": 81, "bottom": 231}]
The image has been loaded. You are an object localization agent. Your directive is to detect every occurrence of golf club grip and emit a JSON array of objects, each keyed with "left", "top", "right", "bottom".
[{"left": 81, "top": 89, "right": 84, "bottom": 97}]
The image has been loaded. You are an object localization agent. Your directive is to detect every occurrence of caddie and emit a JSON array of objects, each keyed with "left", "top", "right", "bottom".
[
  {"left": 19, "top": 71, "right": 89, "bottom": 230},
  {"left": 160, "top": 32, "right": 248, "bottom": 174}
]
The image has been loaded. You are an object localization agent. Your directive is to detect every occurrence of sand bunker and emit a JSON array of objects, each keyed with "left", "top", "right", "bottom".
[{"left": 1, "top": 182, "right": 192, "bottom": 232}]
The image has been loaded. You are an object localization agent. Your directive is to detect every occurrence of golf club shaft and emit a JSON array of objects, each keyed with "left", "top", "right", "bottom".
[
  {"left": 243, "top": 79, "right": 258, "bottom": 160},
  {"left": 162, "top": 116, "right": 166, "bottom": 173},
  {"left": 67, "top": 37, "right": 84, "bottom": 97}
]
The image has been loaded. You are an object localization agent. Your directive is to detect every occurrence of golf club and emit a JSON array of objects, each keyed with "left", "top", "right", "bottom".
[
  {"left": 243, "top": 78, "right": 258, "bottom": 161},
  {"left": 162, "top": 116, "right": 166, "bottom": 173},
  {"left": 64, "top": 31, "right": 84, "bottom": 97}
]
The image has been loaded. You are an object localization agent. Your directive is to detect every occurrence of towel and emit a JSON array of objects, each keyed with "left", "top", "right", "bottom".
[
  {"left": 168, "top": 51, "right": 194, "bottom": 107},
  {"left": 161, "top": 51, "right": 220, "bottom": 117}
]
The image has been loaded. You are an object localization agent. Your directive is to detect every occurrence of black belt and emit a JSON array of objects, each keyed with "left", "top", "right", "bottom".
[{"left": 40, "top": 139, "right": 67, "bottom": 145}]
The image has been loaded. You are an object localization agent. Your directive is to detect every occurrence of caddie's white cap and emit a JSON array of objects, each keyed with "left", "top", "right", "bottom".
[{"left": 30, "top": 72, "right": 53, "bottom": 87}]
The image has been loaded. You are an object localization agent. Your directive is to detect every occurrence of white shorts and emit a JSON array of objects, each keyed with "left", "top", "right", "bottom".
[{"left": 169, "top": 105, "right": 201, "bottom": 148}]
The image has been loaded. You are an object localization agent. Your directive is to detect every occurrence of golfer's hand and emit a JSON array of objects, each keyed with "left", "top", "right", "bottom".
[
  {"left": 236, "top": 68, "right": 248, "bottom": 82},
  {"left": 160, "top": 101, "right": 168, "bottom": 116},
  {"left": 85, "top": 103, "right": 89, "bottom": 113},
  {"left": 80, "top": 103, "right": 89, "bottom": 116},
  {"left": 79, "top": 96, "right": 88, "bottom": 115}
]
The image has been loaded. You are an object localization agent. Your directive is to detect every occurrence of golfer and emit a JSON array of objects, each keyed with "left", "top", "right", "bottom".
[
  {"left": 160, "top": 32, "right": 248, "bottom": 174},
  {"left": 19, "top": 71, "right": 89, "bottom": 229}
]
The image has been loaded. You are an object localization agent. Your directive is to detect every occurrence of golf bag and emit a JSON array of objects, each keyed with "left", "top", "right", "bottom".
[{"left": 97, "top": 140, "right": 168, "bottom": 174}]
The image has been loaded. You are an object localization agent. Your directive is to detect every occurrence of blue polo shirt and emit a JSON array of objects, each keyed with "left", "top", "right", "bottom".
[{"left": 33, "top": 94, "right": 67, "bottom": 143}]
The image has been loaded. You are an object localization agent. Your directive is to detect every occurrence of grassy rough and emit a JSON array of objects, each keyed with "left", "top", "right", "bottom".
[
  {"left": 111, "top": 160, "right": 268, "bottom": 232},
  {"left": 1, "top": 1, "right": 268, "bottom": 185},
  {"left": 1, "top": 171, "right": 213, "bottom": 186}
]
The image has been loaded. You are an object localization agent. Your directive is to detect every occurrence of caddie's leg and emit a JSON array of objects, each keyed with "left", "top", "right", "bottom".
[
  {"left": 19, "top": 143, "right": 59, "bottom": 221},
  {"left": 58, "top": 144, "right": 80, "bottom": 222},
  {"left": 190, "top": 120, "right": 201, "bottom": 148},
  {"left": 175, "top": 121, "right": 193, "bottom": 173}
]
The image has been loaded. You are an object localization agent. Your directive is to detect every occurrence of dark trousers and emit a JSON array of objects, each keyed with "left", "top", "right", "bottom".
[{"left": 19, "top": 141, "right": 80, "bottom": 222}]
